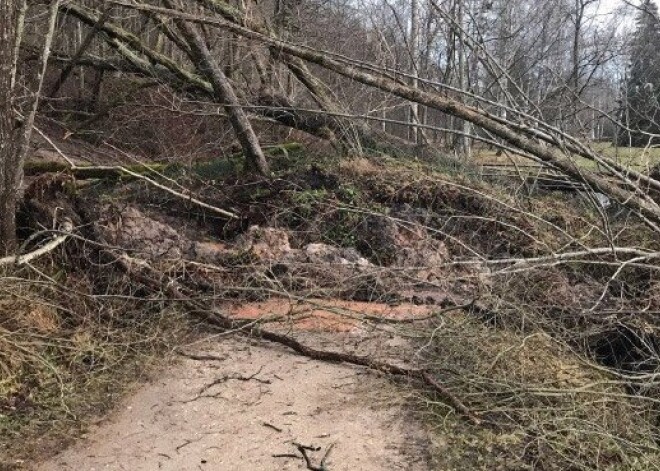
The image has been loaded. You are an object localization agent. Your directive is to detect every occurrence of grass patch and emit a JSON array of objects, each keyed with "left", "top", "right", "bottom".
[
  {"left": 474, "top": 141, "right": 660, "bottom": 171},
  {"left": 591, "top": 142, "right": 660, "bottom": 169},
  {"left": 421, "top": 311, "right": 660, "bottom": 471}
]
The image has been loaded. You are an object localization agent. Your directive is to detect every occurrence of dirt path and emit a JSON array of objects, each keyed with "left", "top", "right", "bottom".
[{"left": 36, "top": 337, "right": 432, "bottom": 471}]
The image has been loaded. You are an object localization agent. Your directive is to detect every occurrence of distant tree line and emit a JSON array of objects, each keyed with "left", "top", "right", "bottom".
[{"left": 618, "top": 0, "right": 660, "bottom": 146}]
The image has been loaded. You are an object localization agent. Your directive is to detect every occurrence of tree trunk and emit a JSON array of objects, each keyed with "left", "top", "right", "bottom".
[
  {"left": 571, "top": 0, "right": 582, "bottom": 132},
  {"left": 49, "top": 7, "right": 112, "bottom": 98},
  {"left": 410, "top": 0, "right": 420, "bottom": 144},
  {"left": 1, "top": 0, "right": 60, "bottom": 254},
  {"left": 0, "top": 0, "right": 21, "bottom": 254},
  {"left": 167, "top": 4, "right": 269, "bottom": 175},
  {"left": 454, "top": 0, "right": 472, "bottom": 158}
]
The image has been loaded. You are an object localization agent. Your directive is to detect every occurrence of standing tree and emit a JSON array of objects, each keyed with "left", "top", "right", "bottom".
[
  {"left": 0, "top": 0, "right": 60, "bottom": 254},
  {"left": 0, "top": 0, "right": 22, "bottom": 255},
  {"left": 569, "top": 0, "right": 597, "bottom": 130},
  {"left": 618, "top": 0, "right": 660, "bottom": 146}
]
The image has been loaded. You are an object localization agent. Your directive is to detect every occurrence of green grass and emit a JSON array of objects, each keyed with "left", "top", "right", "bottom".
[
  {"left": 474, "top": 142, "right": 660, "bottom": 171},
  {"left": 590, "top": 142, "right": 660, "bottom": 169}
]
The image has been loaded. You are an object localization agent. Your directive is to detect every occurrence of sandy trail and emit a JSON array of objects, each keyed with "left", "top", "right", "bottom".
[{"left": 36, "top": 336, "right": 431, "bottom": 471}]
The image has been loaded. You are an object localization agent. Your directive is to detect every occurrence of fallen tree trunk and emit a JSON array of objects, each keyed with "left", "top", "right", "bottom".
[
  {"left": 255, "top": 90, "right": 346, "bottom": 146},
  {"left": 108, "top": 1, "right": 660, "bottom": 230},
  {"left": 59, "top": 1, "right": 660, "bottom": 227},
  {"left": 0, "top": 220, "right": 72, "bottom": 266},
  {"left": 25, "top": 162, "right": 238, "bottom": 219},
  {"left": 24, "top": 143, "right": 302, "bottom": 179},
  {"left": 58, "top": 3, "right": 430, "bottom": 160},
  {"left": 24, "top": 160, "right": 169, "bottom": 178}
]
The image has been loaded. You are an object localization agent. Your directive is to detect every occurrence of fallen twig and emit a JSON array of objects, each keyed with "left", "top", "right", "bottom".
[
  {"left": 175, "top": 351, "right": 227, "bottom": 362},
  {"left": 262, "top": 422, "right": 283, "bottom": 433},
  {"left": 421, "top": 372, "right": 481, "bottom": 425},
  {"left": 198, "top": 366, "right": 270, "bottom": 394},
  {"left": 272, "top": 453, "right": 301, "bottom": 459},
  {"left": 294, "top": 442, "right": 335, "bottom": 471}
]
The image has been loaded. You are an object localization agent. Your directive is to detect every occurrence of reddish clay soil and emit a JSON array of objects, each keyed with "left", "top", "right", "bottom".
[{"left": 228, "top": 298, "right": 435, "bottom": 332}]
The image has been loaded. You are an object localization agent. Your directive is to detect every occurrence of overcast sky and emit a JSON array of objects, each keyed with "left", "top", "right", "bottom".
[
  {"left": 600, "top": 0, "right": 622, "bottom": 12},
  {"left": 594, "top": 0, "right": 658, "bottom": 31},
  {"left": 599, "top": 0, "right": 658, "bottom": 14}
]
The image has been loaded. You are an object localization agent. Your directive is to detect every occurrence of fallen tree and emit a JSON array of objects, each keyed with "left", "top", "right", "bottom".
[
  {"left": 101, "top": 0, "right": 660, "bottom": 231},
  {"left": 56, "top": 3, "right": 436, "bottom": 162}
]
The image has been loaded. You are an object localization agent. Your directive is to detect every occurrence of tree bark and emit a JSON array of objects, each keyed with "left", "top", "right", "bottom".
[
  {"left": 0, "top": 1, "right": 60, "bottom": 254},
  {"left": 454, "top": 0, "right": 472, "bottom": 158},
  {"left": 0, "top": 0, "right": 21, "bottom": 254},
  {"left": 410, "top": 0, "right": 421, "bottom": 144},
  {"left": 160, "top": 1, "right": 269, "bottom": 175}
]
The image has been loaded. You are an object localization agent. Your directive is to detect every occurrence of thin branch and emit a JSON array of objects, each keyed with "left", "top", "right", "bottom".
[{"left": 0, "top": 222, "right": 72, "bottom": 267}]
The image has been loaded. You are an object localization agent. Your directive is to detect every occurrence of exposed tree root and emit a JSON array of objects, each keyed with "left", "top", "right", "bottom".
[{"left": 20, "top": 178, "right": 481, "bottom": 426}]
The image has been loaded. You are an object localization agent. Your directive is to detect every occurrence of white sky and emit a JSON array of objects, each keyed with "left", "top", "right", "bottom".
[
  {"left": 599, "top": 0, "right": 622, "bottom": 13},
  {"left": 593, "top": 0, "right": 659, "bottom": 31},
  {"left": 599, "top": 0, "right": 658, "bottom": 14}
]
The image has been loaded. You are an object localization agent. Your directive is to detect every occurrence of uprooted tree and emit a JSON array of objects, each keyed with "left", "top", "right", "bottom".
[{"left": 2, "top": 0, "right": 660, "bottom": 244}]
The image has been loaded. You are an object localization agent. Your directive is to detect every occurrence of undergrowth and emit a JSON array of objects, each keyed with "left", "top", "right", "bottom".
[
  {"left": 0, "top": 265, "right": 187, "bottom": 469},
  {"left": 420, "top": 312, "right": 659, "bottom": 470}
]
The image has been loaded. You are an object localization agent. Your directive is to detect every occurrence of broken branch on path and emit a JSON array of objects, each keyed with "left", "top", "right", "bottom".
[
  {"left": 98, "top": 244, "right": 481, "bottom": 425},
  {"left": 247, "top": 327, "right": 481, "bottom": 426}
]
